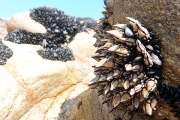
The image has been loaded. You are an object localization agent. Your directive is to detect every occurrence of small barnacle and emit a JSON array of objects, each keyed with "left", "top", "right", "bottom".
[
  {"left": 123, "top": 79, "right": 130, "bottom": 90},
  {"left": 133, "top": 96, "right": 140, "bottom": 109},
  {"left": 143, "top": 100, "right": 153, "bottom": 115},
  {"left": 121, "top": 92, "right": 131, "bottom": 102},
  {"left": 126, "top": 17, "right": 141, "bottom": 32},
  {"left": 112, "top": 93, "right": 121, "bottom": 108},
  {"left": 150, "top": 98, "right": 158, "bottom": 110},
  {"left": 106, "top": 29, "right": 124, "bottom": 39},
  {"left": 136, "top": 24, "right": 151, "bottom": 40},
  {"left": 146, "top": 78, "right": 157, "bottom": 92},
  {"left": 113, "top": 24, "right": 127, "bottom": 29},
  {"left": 142, "top": 88, "right": 149, "bottom": 98}
]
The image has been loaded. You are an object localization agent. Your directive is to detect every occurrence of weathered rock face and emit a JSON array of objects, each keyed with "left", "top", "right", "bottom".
[
  {"left": 113, "top": 0, "right": 180, "bottom": 87},
  {"left": 0, "top": 32, "right": 115, "bottom": 120},
  {"left": 7, "top": 12, "right": 47, "bottom": 34}
]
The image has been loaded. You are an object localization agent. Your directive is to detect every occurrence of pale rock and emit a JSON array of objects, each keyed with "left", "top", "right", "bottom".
[
  {"left": 0, "top": 32, "right": 114, "bottom": 120},
  {"left": 7, "top": 12, "right": 47, "bottom": 34},
  {"left": 0, "top": 17, "right": 9, "bottom": 39}
]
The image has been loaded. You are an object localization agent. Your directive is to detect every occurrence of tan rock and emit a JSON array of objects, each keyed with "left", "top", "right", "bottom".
[
  {"left": 0, "top": 32, "right": 115, "bottom": 120},
  {"left": 7, "top": 12, "right": 47, "bottom": 34},
  {"left": 0, "top": 17, "right": 9, "bottom": 39}
]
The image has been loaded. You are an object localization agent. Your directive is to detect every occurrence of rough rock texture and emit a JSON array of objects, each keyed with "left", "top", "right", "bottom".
[
  {"left": 0, "top": 18, "right": 9, "bottom": 39},
  {"left": 113, "top": 0, "right": 180, "bottom": 87},
  {"left": 0, "top": 31, "right": 116, "bottom": 120},
  {"left": 7, "top": 12, "right": 47, "bottom": 34}
]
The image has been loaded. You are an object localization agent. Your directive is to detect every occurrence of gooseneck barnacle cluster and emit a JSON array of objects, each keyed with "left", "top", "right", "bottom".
[{"left": 89, "top": 0, "right": 180, "bottom": 119}]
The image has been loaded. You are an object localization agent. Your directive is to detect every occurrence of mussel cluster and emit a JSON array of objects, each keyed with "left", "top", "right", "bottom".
[
  {"left": 160, "top": 86, "right": 180, "bottom": 118},
  {"left": 0, "top": 39, "right": 13, "bottom": 65},
  {"left": 89, "top": 0, "right": 163, "bottom": 116},
  {"left": 77, "top": 17, "right": 97, "bottom": 32},
  {"left": 5, "top": 6, "right": 82, "bottom": 61},
  {"left": 30, "top": 6, "right": 82, "bottom": 43},
  {"left": 37, "top": 45, "right": 74, "bottom": 61},
  {"left": 89, "top": 0, "right": 180, "bottom": 119},
  {"left": 5, "top": 29, "right": 44, "bottom": 45}
]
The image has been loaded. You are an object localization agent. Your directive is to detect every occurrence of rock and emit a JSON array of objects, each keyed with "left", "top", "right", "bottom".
[
  {"left": 7, "top": 12, "right": 47, "bottom": 34},
  {"left": 0, "top": 32, "right": 115, "bottom": 120},
  {"left": 113, "top": 0, "right": 180, "bottom": 87},
  {"left": 0, "top": 17, "right": 9, "bottom": 39}
]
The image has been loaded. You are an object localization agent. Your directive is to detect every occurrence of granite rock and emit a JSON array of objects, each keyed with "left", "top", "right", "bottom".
[
  {"left": 0, "top": 32, "right": 114, "bottom": 120},
  {"left": 7, "top": 12, "right": 47, "bottom": 34},
  {"left": 0, "top": 17, "right": 9, "bottom": 39}
]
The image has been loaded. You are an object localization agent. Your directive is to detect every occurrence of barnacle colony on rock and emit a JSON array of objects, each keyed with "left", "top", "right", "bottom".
[
  {"left": 89, "top": 0, "right": 163, "bottom": 116},
  {"left": 89, "top": 0, "right": 180, "bottom": 119},
  {"left": 0, "top": 39, "right": 13, "bottom": 65},
  {"left": 5, "top": 6, "right": 82, "bottom": 61},
  {"left": 90, "top": 17, "right": 162, "bottom": 116}
]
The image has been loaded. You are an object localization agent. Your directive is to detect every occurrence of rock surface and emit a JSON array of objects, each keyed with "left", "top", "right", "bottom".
[
  {"left": 113, "top": 0, "right": 180, "bottom": 87},
  {"left": 0, "top": 17, "right": 9, "bottom": 39},
  {"left": 7, "top": 12, "right": 47, "bottom": 34},
  {"left": 0, "top": 31, "right": 115, "bottom": 120}
]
